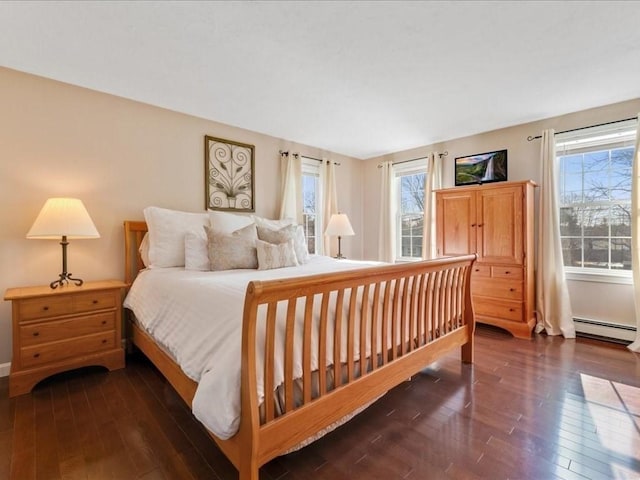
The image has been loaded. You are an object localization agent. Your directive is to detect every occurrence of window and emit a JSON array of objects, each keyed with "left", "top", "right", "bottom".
[
  {"left": 302, "top": 159, "right": 322, "bottom": 254},
  {"left": 557, "top": 119, "right": 637, "bottom": 275},
  {"left": 395, "top": 160, "right": 426, "bottom": 261}
]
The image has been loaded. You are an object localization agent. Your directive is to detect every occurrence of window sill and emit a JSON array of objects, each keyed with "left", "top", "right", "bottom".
[
  {"left": 394, "top": 257, "right": 423, "bottom": 264},
  {"left": 565, "top": 269, "right": 632, "bottom": 285}
]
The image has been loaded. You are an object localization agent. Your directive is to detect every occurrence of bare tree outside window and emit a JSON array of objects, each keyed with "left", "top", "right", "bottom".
[{"left": 302, "top": 173, "right": 318, "bottom": 254}]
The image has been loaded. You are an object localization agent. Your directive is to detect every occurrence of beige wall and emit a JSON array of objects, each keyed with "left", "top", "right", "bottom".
[
  {"left": 363, "top": 98, "right": 640, "bottom": 332},
  {"left": 0, "top": 67, "right": 365, "bottom": 365}
]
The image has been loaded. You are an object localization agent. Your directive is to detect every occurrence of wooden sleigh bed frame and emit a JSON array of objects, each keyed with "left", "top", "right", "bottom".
[{"left": 123, "top": 220, "right": 476, "bottom": 480}]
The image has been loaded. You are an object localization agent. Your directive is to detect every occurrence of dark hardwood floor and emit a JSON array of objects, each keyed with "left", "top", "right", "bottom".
[{"left": 1, "top": 325, "right": 639, "bottom": 480}]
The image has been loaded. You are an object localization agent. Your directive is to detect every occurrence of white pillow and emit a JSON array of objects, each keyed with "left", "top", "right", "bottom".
[
  {"left": 139, "top": 233, "right": 150, "bottom": 267},
  {"left": 252, "top": 215, "right": 295, "bottom": 229},
  {"left": 143, "top": 206, "right": 209, "bottom": 268},
  {"left": 256, "top": 239, "right": 299, "bottom": 270},
  {"left": 184, "top": 231, "right": 210, "bottom": 271},
  {"left": 208, "top": 210, "right": 254, "bottom": 235}
]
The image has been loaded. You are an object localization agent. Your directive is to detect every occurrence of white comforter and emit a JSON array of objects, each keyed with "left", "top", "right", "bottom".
[{"left": 123, "top": 255, "right": 381, "bottom": 439}]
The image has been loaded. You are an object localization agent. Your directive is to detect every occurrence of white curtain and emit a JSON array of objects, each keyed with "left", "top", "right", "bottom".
[
  {"left": 321, "top": 158, "right": 338, "bottom": 256},
  {"left": 629, "top": 113, "right": 640, "bottom": 352},
  {"left": 536, "top": 129, "right": 576, "bottom": 338},
  {"left": 422, "top": 152, "right": 442, "bottom": 260},
  {"left": 378, "top": 160, "right": 395, "bottom": 262},
  {"left": 279, "top": 152, "right": 303, "bottom": 223}
]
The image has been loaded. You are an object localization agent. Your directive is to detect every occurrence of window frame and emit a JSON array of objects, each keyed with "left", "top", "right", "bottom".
[
  {"left": 301, "top": 158, "right": 323, "bottom": 255},
  {"left": 556, "top": 120, "right": 637, "bottom": 282},
  {"left": 393, "top": 159, "right": 427, "bottom": 262}
]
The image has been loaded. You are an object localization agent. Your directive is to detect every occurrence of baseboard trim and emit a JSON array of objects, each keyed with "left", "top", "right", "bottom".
[
  {"left": 0, "top": 362, "right": 10, "bottom": 378},
  {"left": 574, "top": 317, "right": 636, "bottom": 343}
]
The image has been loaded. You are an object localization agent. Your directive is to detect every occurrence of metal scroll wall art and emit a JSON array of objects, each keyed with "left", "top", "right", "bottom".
[{"left": 205, "top": 135, "right": 255, "bottom": 212}]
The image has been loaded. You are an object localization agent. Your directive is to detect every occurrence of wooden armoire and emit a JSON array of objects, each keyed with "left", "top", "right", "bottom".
[{"left": 435, "top": 180, "right": 537, "bottom": 338}]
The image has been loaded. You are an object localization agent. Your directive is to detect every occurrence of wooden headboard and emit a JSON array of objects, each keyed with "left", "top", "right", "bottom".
[{"left": 124, "top": 221, "right": 148, "bottom": 286}]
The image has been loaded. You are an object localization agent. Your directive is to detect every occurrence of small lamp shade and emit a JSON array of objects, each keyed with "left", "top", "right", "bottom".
[
  {"left": 27, "top": 198, "right": 99, "bottom": 289},
  {"left": 324, "top": 213, "right": 355, "bottom": 237},
  {"left": 27, "top": 198, "right": 100, "bottom": 239}
]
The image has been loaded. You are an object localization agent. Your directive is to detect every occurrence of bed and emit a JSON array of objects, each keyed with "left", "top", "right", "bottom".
[{"left": 123, "top": 217, "right": 476, "bottom": 480}]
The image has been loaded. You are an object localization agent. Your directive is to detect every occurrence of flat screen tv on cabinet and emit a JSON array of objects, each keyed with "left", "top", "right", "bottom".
[{"left": 455, "top": 149, "right": 507, "bottom": 186}]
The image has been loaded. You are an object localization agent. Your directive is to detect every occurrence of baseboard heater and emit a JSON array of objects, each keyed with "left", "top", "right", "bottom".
[{"left": 574, "top": 317, "right": 636, "bottom": 344}]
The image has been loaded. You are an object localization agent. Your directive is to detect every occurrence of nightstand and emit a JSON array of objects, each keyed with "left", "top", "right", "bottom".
[{"left": 4, "top": 280, "right": 126, "bottom": 397}]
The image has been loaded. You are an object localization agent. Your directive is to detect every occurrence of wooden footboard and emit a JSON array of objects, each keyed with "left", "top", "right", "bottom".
[{"left": 123, "top": 221, "right": 476, "bottom": 480}]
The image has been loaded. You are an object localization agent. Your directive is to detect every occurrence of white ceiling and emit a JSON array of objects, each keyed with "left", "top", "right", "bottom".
[{"left": 1, "top": 1, "right": 640, "bottom": 159}]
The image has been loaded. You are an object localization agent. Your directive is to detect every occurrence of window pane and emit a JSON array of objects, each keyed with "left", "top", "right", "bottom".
[
  {"left": 580, "top": 206, "right": 608, "bottom": 236},
  {"left": 559, "top": 171, "right": 582, "bottom": 204},
  {"left": 611, "top": 204, "right": 631, "bottom": 236},
  {"left": 400, "top": 173, "right": 425, "bottom": 214},
  {"left": 560, "top": 154, "right": 583, "bottom": 174},
  {"left": 562, "top": 237, "right": 582, "bottom": 268},
  {"left": 611, "top": 238, "right": 631, "bottom": 270},
  {"left": 583, "top": 238, "right": 609, "bottom": 269},
  {"left": 559, "top": 207, "right": 581, "bottom": 236}
]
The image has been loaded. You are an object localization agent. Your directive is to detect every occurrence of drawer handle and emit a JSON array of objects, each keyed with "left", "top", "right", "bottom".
[
  {"left": 101, "top": 320, "right": 107, "bottom": 325},
  {"left": 475, "top": 268, "right": 480, "bottom": 272},
  {"left": 32, "top": 332, "right": 39, "bottom": 337},
  {"left": 102, "top": 339, "right": 107, "bottom": 344},
  {"left": 471, "top": 223, "right": 476, "bottom": 227},
  {"left": 92, "top": 300, "right": 99, "bottom": 304},
  {"left": 504, "top": 271, "right": 511, "bottom": 274},
  {"left": 509, "top": 308, "right": 515, "bottom": 312},
  {"left": 33, "top": 353, "right": 40, "bottom": 358},
  {"left": 42, "top": 306, "right": 49, "bottom": 311},
  {"left": 509, "top": 288, "right": 515, "bottom": 292}
]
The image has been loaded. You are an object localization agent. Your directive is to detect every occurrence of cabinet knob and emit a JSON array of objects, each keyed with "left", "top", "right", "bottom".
[
  {"left": 101, "top": 320, "right": 107, "bottom": 325},
  {"left": 478, "top": 224, "right": 483, "bottom": 227},
  {"left": 471, "top": 223, "right": 476, "bottom": 227},
  {"left": 33, "top": 353, "right": 40, "bottom": 358},
  {"left": 32, "top": 332, "right": 39, "bottom": 337},
  {"left": 509, "top": 288, "right": 515, "bottom": 292},
  {"left": 509, "top": 308, "right": 515, "bottom": 312},
  {"left": 92, "top": 300, "right": 99, "bottom": 304},
  {"left": 505, "top": 271, "right": 511, "bottom": 274},
  {"left": 42, "top": 306, "right": 49, "bottom": 311},
  {"left": 475, "top": 268, "right": 480, "bottom": 272},
  {"left": 102, "top": 339, "right": 107, "bottom": 344}
]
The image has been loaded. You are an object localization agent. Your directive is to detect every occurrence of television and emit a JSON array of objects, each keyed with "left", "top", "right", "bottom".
[{"left": 455, "top": 149, "right": 508, "bottom": 186}]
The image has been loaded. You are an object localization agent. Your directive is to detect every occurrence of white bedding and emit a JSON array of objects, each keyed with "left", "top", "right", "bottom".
[{"left": 123, "top": 255, "right": 382, "bottom": 439}]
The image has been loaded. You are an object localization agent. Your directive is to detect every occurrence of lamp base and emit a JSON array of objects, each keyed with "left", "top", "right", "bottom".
[
  {"left": 50, "top": 273, "right": 84, "bottom": 290},
  {"left": 50, "top": 236, "right": 83, "bottom": 289}
]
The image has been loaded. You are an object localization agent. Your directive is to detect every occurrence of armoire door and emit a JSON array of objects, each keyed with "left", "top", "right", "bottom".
[
  {"left": 476, "top": 185, "right": 524, "bottom": 264},
  {"left": 436, "top": 190, "right": 476, "bottom": 257}
]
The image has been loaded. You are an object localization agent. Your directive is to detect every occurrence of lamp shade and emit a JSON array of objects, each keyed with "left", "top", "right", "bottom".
[
  {"left": 27, "top": 198, "right": 100, "bottom": 239},
  {"left": 324, "top": 213, "right": 355, "bottom": 237}
]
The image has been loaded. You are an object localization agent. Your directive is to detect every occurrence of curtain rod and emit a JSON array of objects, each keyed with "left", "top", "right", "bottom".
[
  {"left": 526, "top": 116, "right": 637, "bottom": 141},
  {"left": 279, "top": 150, "right": 340, "bottom": 166},
  {"left": 377, "top": 151, "right": 448, "bottom": 168}
]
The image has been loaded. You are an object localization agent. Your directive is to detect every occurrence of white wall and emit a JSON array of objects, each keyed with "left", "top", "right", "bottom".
[
  {"left": 0, "top": 67, "right": 364, "bottom": 365},
  {"left": 363, "top": 98, "right": 640, "bottom": 334}
]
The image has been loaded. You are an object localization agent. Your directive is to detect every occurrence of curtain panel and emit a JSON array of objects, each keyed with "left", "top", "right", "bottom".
[
  {"left": 422, "top": 152, "right": 442, "bottom": 260},
  {"left": 279, "top": 152, "right": 303, "bottom": 223},
  {"left": 536, "top": 129, "right": 576, "bottom": 338},
  {"left": 321, "top": 159, "right": 338, "bottom": 257},
  {"left": 378, "top": 160, "right": 395, "bottom": 262}
]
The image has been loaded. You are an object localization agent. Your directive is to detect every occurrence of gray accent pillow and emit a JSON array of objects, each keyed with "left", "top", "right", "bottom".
[
  {"left": 257, "top": 224, "right": 310, "bottom": 264},
  {"left": 205, "top": 223, "right": 258, "bottom": 271},
  {"left": 256, "top": 239, "right": 299, "bottom": 270}
]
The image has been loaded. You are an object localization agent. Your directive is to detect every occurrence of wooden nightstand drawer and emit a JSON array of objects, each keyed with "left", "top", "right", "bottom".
[
  {"left": 20, "top": 312, "right": 115, "bottom": 347},
  {"left": 20, "top": 331, "right": 116, "bottom": 369},
  {"left": 18, "top": 296, "right": 73, "bottom": 321},
  {"left": 73, "top": 290, "right": 117, "bottom": 313},
  {"left": 471, "top": 265, "right": 491, "bottom": 278}
]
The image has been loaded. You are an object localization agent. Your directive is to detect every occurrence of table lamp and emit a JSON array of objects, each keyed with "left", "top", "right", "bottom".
[
  {"left": 27, "top": 198, "right": 100, "bottom": 289},
  {"left": 324, "top": 213, "right": 354, "bottom": 259}
]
